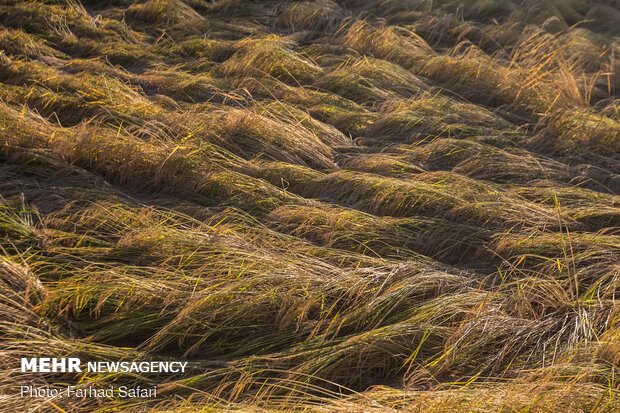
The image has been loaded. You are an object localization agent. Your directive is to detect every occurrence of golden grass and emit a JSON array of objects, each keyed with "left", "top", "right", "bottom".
[{"left": 1, "top": 0, "right": 619, "bottom": 411}]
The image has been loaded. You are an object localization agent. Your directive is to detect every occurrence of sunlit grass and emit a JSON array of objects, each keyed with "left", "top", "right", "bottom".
[{"left": 1, "top": 0, "right": 619, "bottom": 411}]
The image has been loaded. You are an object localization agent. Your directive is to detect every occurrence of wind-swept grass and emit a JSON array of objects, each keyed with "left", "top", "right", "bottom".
[{"left": 1, "top": 0, "right": 619, "bottom": 411}]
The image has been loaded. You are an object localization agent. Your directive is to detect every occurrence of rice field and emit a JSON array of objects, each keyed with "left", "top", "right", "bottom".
[{"left": 0, "top": 0, "right": 619, "bottom": 411}]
